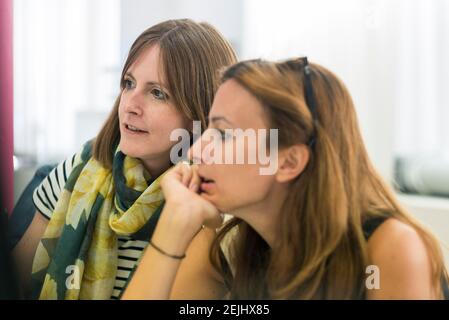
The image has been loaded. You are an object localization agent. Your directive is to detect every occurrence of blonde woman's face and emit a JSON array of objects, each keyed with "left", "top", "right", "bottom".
[
  {"left": 192, "top": 79, "right": 277, "bottom": 213},
  {"left": 118, "top": 44, "right": 189, "bottom": 172}
]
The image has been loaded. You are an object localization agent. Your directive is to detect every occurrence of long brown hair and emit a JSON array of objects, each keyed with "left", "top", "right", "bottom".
[
  {"left": 211, "top": 58, "right": 448, "bottom": 299},
  {"left": 93, "top": 19, "right": 237, "bottom": 168}
]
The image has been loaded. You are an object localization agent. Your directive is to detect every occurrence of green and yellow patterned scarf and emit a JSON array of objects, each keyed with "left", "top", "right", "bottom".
[{"left": 31, "top": 141, "right": 166, "bottom": 299}]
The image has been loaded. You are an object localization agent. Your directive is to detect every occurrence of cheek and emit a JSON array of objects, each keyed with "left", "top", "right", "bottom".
[
  {"left": 147, "top": 107, "right": 187, "bottom": 137},
  {"left": 117, "top": 102, "right": 124, "bottom": 121},
  {"left": 215, "top": 165, "right": 273, "bottom": 209},
  {"left": 118, "top": 93, "right": 127, "bottom": 115}
]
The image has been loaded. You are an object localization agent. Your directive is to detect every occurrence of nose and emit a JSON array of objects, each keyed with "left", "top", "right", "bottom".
[
  {"left": 123, "top": 91, "right": 143, "bottom": 116},
  {"left": 189, "top": 128, "right": 215, "bottom": 165}
]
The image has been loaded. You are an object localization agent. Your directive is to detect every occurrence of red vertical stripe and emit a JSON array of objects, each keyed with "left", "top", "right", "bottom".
[{"left": 0, "top": 0, "right": 14, "bottom": 214}]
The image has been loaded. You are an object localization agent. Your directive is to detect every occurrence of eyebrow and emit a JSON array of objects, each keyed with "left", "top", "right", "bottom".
[
  {"left": 210, "top": 116, "right": 233, "bottom": 125},
  {"left": 124, "top": 72, "right": 169, "bottom": 91}
]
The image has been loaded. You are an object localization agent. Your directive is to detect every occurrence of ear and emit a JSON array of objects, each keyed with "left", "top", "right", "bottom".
[{"left": 275, "top": 144, "right": 310, "bottom": 183}]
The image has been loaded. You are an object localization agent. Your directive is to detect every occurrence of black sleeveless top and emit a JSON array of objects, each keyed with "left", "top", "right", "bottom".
[
  {"left": 363, "top": 216, "right": 449, "bottom": 300},
  {"left": 219, "top": 217, "right": 449, "bottom": 299}
]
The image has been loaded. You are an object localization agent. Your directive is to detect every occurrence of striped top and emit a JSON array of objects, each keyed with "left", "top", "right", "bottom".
[{"left": 32, "top": 153, "right": 148, "bottom": 300}]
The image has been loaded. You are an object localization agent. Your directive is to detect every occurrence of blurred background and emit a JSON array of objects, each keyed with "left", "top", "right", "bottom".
[{"left": 12, "top": 0, "right": 449, "bottom": 262}]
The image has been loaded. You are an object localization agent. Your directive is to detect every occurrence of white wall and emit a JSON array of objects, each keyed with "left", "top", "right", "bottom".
[
  {"left": 399, "top": 194, "right": 449, "bottom": 267},
  {"left": 120, "top": 0, "right": 244, "bottom": 64}
]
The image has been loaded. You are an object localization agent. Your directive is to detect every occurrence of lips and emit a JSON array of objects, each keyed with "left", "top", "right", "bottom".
[
  {"left": 123, "top": 123, "right": 149, "bottom": 134},
  {"left": 198, "top": 171, "right": 215, "bottom": 183},
  {"left": 198, "top": 172, "right": 215, "bottom": 193}
]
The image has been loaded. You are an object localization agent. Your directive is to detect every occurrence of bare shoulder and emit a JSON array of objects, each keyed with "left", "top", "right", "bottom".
[
  {"left": 367, "top": 218, "right": 428, "bottom": 262},
  {"left": 366, "top": 218, "right": 438, "bottom": 299}
]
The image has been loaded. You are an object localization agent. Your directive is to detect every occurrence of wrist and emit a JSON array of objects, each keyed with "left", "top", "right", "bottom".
[
  {"left": 148, "top": 239, "right": 186, "bottom": 260},
  {"left": 150, "top": 203, "right": 201, "bottom": 256},
  {"left": 161, "top": 200, "right": 203, "bottom": 233}
]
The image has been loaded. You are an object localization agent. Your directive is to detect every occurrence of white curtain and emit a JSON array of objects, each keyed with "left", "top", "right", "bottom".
[
  {"left": 14, "top": 0, "right": 121, "bottom": 164},
  {"left": 394, "top": 0, "right": 449, "bottom": 158}
]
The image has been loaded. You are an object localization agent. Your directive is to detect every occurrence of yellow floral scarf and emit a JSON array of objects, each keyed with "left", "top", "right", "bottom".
[{"left": 31, "top": 141, "right": 165, "bottom": 299}]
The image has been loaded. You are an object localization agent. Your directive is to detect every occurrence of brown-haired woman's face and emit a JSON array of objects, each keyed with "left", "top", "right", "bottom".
[
  {"left": 191, "top": 79, "right": 278, "bottom": 213},
  {"left": 118, "top": 44, "right": 189, "bottom": 172}
]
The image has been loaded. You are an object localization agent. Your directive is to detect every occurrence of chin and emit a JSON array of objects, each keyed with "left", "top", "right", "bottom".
[
  {"left": 200, "top": 194, "right": 234, "bottom": 214},
  {"left": 119, "top": 140, "right": 142, "bottom": 158},
  {"left": 200, "top": 193, "right": 221, "bottom": 210}
]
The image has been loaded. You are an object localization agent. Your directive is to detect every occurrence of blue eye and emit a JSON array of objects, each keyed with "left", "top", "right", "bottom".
[
  {"left": 124, "top": 79, "right": 134, "bottom": 90},
  {"left": 151, "top": 88, "right": 167, "bottom": 100}
]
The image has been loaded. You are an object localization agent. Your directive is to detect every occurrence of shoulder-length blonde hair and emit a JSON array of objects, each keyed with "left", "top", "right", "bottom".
[
  {"left": 93, "top": 19, "right": 237, "bottom": 168},
  {"left": 211, "top": 58, "right": 448, "bottom": 299}
]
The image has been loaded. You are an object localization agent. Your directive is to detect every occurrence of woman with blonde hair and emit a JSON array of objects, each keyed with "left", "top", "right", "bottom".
[
  {"left": 11, "top": 19, "right": 237, "bottom": 299},
  {"left": 123, "top": 57, "right": 449, "bottom": 299}
]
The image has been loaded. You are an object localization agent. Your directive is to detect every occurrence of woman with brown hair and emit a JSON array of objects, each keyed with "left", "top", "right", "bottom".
[
  {"left": 11, "top": 19, "right": 237, "bottom": 299},
  {"left": 123, "top": 57, "right": 449, "bottom": 299}
]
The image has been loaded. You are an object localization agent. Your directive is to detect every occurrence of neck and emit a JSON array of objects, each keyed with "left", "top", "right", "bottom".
[
  {"left": 141, "top": 155, "right": 172, "bottom": 179},
  {"left": 231, "top": 183, "right": 288, "bottom": 249}
]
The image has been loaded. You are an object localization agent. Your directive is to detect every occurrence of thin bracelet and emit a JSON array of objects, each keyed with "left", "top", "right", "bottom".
[{"left": 148, "top": 240, "right": 186, "bottom": 260}]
